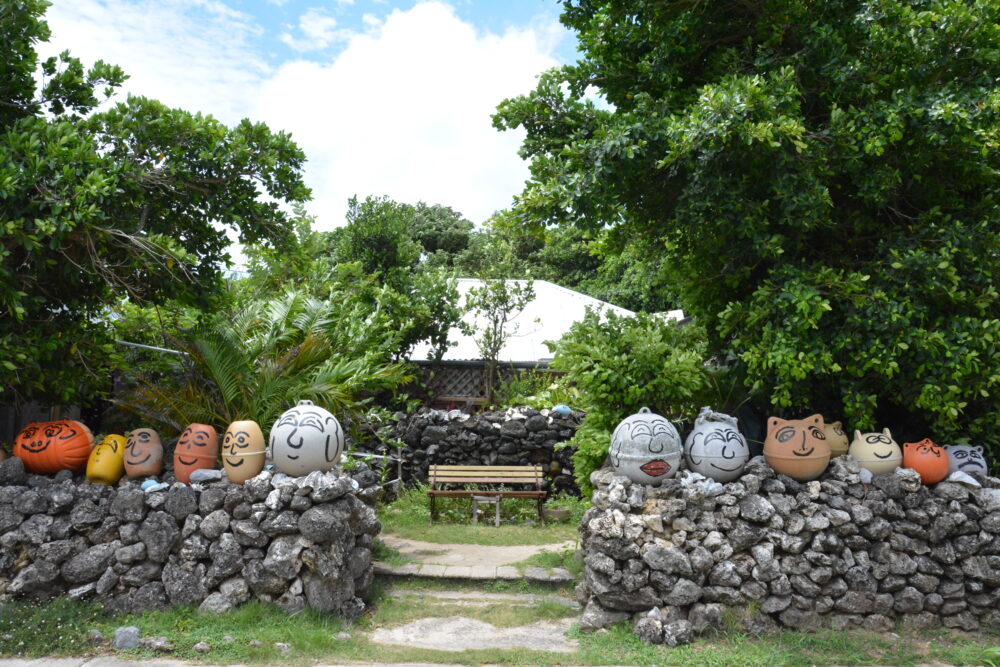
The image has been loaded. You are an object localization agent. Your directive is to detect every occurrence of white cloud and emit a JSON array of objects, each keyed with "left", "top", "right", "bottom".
[
  {"left": 44, "top": 0, "right": 567, "bottom": 229},
  {"left": 44, "top": 0, "right": 266, "bottom": 125},
  {"left": 256, "top": 2, "right": 565, "bottom": 227},
  {"left": 280, "top": 8, "right": 345, "bottom": 53}
]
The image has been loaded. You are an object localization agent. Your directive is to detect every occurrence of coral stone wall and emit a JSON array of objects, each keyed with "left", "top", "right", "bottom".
[
  {"left": 0, "top": 457, "right": 380, "bottom": 617},
  {"left": 392, "top": 407, "right": 582, "bottom": 494},
  {"left": 578, "top": 456, "right": 1000, "bottom": 645}
]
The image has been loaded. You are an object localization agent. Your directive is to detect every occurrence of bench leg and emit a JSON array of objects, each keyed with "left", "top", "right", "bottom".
[
  {"left": 538, "top": 496, "right": 545, "bottom": 527},
  {"left": 494, "top": 497, "right": 501, "bottom": 527},
  {"left": 429, "top": 495, "right": 436, "bottom": 525},
  {"left": 472, "top": 497, "right": 479, "bottom": 525}
]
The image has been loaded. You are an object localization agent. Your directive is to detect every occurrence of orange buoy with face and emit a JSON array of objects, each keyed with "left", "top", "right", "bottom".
[
  {"left": 172, "top": 423, "right": 218, "bottom": 484},
  {"left": 13, "top": 420, "right": 94, "bottom": 474},
  {"left": 222, "top": 420, "right": 266, "bottom": 484},
  {"left": 902, "top": 438, "right": 949, "bottom": 485},
  {"left": 86, "top": 434, "right": 126, "bottom": 485},
  {"left": 763, "top": 414, "right": 831, "bottom": 481},
  {"left": 124, "top": 428, "right": 163, "bottom": 478}
]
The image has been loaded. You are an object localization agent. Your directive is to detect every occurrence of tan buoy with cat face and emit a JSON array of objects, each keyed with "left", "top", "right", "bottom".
[
  {"left": 763, "top": 414, "right": 831, "bottom": 481},
  {"left": 849, "top": 428, "right": 902, "bottom": 476},
  {"left": 824, "top": 420, "right": 850, "bottom": 458}
]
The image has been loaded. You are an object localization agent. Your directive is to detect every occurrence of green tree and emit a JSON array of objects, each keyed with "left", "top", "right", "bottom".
[
  {"left": 328, "top": 195, "right": 463, "bottom": 362},
  {"left": 463, "top": 235, "right": 536, "bottom": 405},
  {"left": 495, "top": 0, "right": 1000, "bottom": 452},
  {"left": 0, "top": 0, "right": 310, "bottom": 406},
  {"left": 409, "top": 202, "right": 475, "bottom": 268}
]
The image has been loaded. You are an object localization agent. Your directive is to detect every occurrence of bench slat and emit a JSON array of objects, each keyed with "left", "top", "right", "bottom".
[
  {"left": 428, "top": 490, "right": 545, "bottom": 497},
  {"left": 430, "top": 463, "right": 541, "bottom": 472}
]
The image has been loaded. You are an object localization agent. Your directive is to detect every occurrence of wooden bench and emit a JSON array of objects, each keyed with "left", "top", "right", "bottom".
[{"left": 427, "top": 464, "right": 546, "bottom": 526}]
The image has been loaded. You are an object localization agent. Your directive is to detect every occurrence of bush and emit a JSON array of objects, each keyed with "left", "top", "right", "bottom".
[{"left": 548, "top": 310, "right": 711, "bottom": 492}]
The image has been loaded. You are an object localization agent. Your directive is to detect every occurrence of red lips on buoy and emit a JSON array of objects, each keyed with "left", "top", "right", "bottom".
[{"left": 639, "top": 459, "right": 671, "bottom": 477}]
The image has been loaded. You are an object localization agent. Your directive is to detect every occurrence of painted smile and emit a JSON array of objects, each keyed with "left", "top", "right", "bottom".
[
  {"left": 177, "top": 456, "right": 198, "bottom": 466},
  {"left": 127, "top": 454, "right": 151, "bottom": 465},
  {"left": 792, "top": 447, "right": 815, "bottom": 457},
  {"left": 225, "top": 457, "right": 245, "bottom": 467},
  {"left": 874, "top": 450, "right": 893, "bottom": 459},
  {"left": 711, "top": 462, "right": 743, "bottom": 471},
  {"left": 639, "top": 459, "right": 671, "bottom": 477},
  {"left": 23, "top": 440, "right": 48, "bottom": 453}
]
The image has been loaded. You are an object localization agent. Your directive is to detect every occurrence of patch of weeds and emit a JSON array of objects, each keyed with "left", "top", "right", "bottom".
[
  {"left": 372, "top": 538, "right": 411, "bottom": 566},
  {"left": 369, "top": 593, "right": 576, "bottom": 629},
  {"left": 388, "top": 577, "right": 574, "bottom": 598},
  {"left": 983, "top": 645, "right": 1000, "bottom": 666},
  {"left": 0, "top": 598, "right": 104, "bottom": 658},
  {"left": 515, "top": 545, "right": 584, "bottom": 580}
]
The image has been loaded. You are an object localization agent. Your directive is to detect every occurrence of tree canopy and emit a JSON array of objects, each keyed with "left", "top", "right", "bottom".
[
  {"left": 495, "top": 0, "right": 1000, "bottom": 449},
  {"left": 1, "top": 0, "right": 310, "bottom": 405}
]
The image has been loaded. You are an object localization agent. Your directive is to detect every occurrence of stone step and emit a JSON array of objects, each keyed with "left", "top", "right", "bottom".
[
  {"left": 374, "top": 561, "right": 573, "bottom": 584},
  {"left": 385, "top": 589, "right": 579, "bottom": 608}
]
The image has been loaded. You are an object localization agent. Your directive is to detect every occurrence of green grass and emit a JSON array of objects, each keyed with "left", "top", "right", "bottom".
[
  {"left": 3, "top": 588, "right": 998, "bottom": 666},
  {"left": 372, "top": 537, "right": 412, "bottom": 566},
  {"left": 379, "top": 484, "right": 585, "bottom": 545},
  {"left": 371, "top": 591, "right": 576, "bottom": 628},
  {"left": 514, "top": 545, "right": 584, "bottom": 579}
]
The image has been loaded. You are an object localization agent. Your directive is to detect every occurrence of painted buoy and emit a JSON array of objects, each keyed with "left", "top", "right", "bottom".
[
  {"left": 270, "top": 400, "right": 345, "bottom": 477},
  {"left": 610, "top": 407, "right": 682, "bottom": 484}
]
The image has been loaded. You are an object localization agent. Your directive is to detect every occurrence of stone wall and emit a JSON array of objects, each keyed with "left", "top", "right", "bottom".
[
  {"left": 578, "top": 456, "right": 1000, "bottom": 646},
  {"left": 391, "top": 407, "right": 582, "bottom": 495},
  {"left": 0, "top": 458, "right": 380, "bottom": 617}
]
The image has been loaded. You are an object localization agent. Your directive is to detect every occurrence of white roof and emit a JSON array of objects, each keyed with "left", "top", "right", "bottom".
[{"left": 408, "top": 279, "right": 684, "bottom": 364}]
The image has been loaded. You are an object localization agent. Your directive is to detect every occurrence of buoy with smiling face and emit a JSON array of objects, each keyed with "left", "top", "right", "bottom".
[
  {"left": 684, "top": 406, "right": 750, "bottom": 482},
  {"left": 763, "top": 414, "right": 831, "bottom": 482},
  {"left": 610, "top": 407, "right": 682, "bottom": 485},
  {"left": 222, "top": 420, "right": 266, "bottom": 484},
  {"left": 172, "top": 423, "right": 219, "bottom": 484},
  {"left": 902, "top": 438, "right": 949, "bottom": 485},
  {"left": 270, "top": 400, "right": 345, "bottom": 477},
  {"left": 945, "top": 444, "right": 988, "bottom": 477},
  {"left": 13, "top": 420, "right": 94, "bottom": 474},
  {"left": 824, "top": 421, "right": 850, "bottom": 458},
  {"left": 124, "top": 428, "right": 163, "bottom": 478},
  {"left": 86, "top": 434, "right": 126, "bottom": 485},
  {"left": 849, "top": 428, "right": 902, "bottom": 476}
]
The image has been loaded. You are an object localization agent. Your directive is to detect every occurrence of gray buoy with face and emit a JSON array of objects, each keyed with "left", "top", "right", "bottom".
[
  {"left": 610, "top": 407, "right": 682, "bottom": 484},
  {"left": 945, "top": 444, "right": 988, "bottom": 476},
  {"left": 684, "top": 406, "right": 750, "bottom": 482},
  {"left": 270, "top": 400, "right": 344, "bottom": 476}
]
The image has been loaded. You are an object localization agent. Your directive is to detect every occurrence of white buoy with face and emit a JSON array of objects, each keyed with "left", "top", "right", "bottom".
[
  {"left": 270, "top": 400, "right": 345, "bottom": 477},
  {"left": 684, "top": 406, "right": 750, "bottom": 482},
  {"left": 610, "top": 407, "right": 682, "bottom": 484}
]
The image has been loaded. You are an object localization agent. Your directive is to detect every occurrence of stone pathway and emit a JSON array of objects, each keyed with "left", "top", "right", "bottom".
[
  {"left": 374, "top": 534, "right": 575, "bottom": 583},
  {"left": 368, "top": 537, "right": 582, "bottom": 654},
  {"left": 370, "top": 617, "right": 577, "bottom": 653}
]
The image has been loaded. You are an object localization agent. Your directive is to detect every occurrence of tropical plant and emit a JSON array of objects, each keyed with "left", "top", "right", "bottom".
[
  {"left": 116, "top": 290, "right": 413, "bottom": 434},
  {"left": 548, "top": 310, "right": 711, "bottom": 492}
]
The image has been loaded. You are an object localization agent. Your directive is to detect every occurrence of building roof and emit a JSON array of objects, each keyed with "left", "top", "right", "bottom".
[{"left": 407, "top": 279, "right": 684, "bottom": 364}]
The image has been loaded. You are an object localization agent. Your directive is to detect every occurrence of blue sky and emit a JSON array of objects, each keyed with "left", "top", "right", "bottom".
[{"left": 42, "top": 1, "right": 578, "bottom": 230}]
